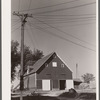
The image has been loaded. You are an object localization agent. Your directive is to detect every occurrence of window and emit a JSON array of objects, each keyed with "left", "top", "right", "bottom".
[
  {"left": 52, "top": 62, "right": 57, "bottom": 67},
  {"left": 61, "top": 64, "right": 64, "bottom": 68}
]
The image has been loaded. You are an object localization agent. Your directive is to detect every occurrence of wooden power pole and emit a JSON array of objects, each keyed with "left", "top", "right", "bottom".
[
  {"left": 13, "top": 12, "right": 32, "bottom": 100},
  {"left": 76, "top": 63, "right": 78, "bottom": 79}
]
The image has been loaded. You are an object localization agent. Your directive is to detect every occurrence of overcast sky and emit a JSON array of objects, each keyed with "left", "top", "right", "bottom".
[{"left": 11, "top": 0, "right": 96, "bottom": 79}]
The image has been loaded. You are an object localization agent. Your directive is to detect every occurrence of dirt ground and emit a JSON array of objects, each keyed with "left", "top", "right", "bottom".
[
  {"left": 11, "top": 89, "right": 96, "bottom": 100},
  {"left": 11, "top": 94, "right": 96, "bottom": 100}
]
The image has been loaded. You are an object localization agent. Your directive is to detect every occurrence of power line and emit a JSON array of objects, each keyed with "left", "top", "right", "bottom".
[
  {"left": 30, "top": 18, "right": 95, "bottom": 24},
  {"left": 34, "top": 21, "right": 95, "bottom": 29},
  {"left": 32, "top": 2, "right": 96, "bottom": 15},
  {"left": 32, "top": 16, "right": 95, "bottom": 47},
  {"left": 28, "top": 21, "right": 96, "bottom": 28},
  {"left": 18, "top": 0, "right": 20, "bottom": 12},
  {"left": 11, "top": 19, "right": 20, "bottom": 27},
  {"left": 27, "top": 0, "right": 32, "bottom": 12},
  {"left": 28, "top": 22, "right": 96, "bottom": 52},
  {"left": 25, "top": 24, "right": 36, "bottom": 48},
  {"left": 32, "top": 17, "right": 96, "bottom": 22},
  {"left": 11, "top": 26, "right": 20, "bottom": 33},
  {"left": 33, "top": 19, "right": 96, "bottom": 24},
  {"left": 28, "top": 21, "right": 96, "bottom": 29},
  {"left": 26, "top": 22, "right": 38, "bottom": 49},
  {"left": 33, "top": 16, "right": 96, "bottom": 20},
  {"left": 16, "top": 0, "right": 79, "bottom": 12},
  {"left": 34, "top": 13, "right": 96, "bottom": 17}
]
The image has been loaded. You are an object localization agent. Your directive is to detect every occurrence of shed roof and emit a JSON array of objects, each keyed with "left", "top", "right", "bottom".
[{"left": 74, "top": 78, "right": 82, "bottom": 82}]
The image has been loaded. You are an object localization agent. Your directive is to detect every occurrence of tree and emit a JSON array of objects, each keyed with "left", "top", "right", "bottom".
[
  {"left": 81, "top": 73, "right": 95, "bottom": 83},
  {"left": 23, "top": 47, "right": 44, "bottom": 73},
  {"left": 11, "top": 40, "right": 44, "bottom": 82},
  {"left": 11, "top": 40, "right": 20, "bottom": 82}
]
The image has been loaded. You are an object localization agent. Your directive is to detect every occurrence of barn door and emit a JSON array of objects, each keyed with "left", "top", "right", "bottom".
[
  {"left": 66, "top": 80, "right": 74, "bottom": 90},
  {"left": 42, "top": 80, "right": 50, "bottom": 90}
]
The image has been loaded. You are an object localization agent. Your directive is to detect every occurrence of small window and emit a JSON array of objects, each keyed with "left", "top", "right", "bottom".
[
  {"left": 61, "top": 64, "right": 64, "bottom": 68},
  {"left": 45, "top": 63, "right": 48, "bottom": 67},
  {"left": 52, "top": 62, "right": 57, "bottom": 67}
]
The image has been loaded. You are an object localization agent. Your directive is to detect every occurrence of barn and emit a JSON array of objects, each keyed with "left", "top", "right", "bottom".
[{"left": 18, "top": 52, "right": 74, "bottom": 91}]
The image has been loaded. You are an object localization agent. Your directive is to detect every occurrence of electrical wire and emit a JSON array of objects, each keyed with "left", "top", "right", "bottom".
[
  {"left": 32, "top": 19, "right": 96, "bottom": 24},
  {"left": 30, "top": 17, "right": 96, "bottom": 24},
  {"left": 28, "top": 21, "right": 95, "bottom": 28},
  {"left": 18, "top": 0, "right": 20, "bottom": 12},
  {"left": 11, "top": 19, "right": 20, "bottom": 27},
  {"left": 31, "top": 17, "right": 96, "bottom": 22},
  {"left": 27, "top": 22, "right": 96, "bottom": 52},
  {"left": 34, "top": 13, "right": 96, "bottom": 17},
  {"left": 16, "top": 0, "right": 79, "bottom": 12},
  {"left": 26, "top": 22, "right": 38, "bottom": 49},
  {"left": 33, "top": 16, "right": 96, "bottom": 20},
  {"left": 32, "top": 16, "right": 95, "bottom": 47},
  {"left": 27, "top": 0, "right": 32, "bottom": 12},
  {"left": 25, "top": 24, "right": 36, "bottom": 48},
  {"left": 32, "top": 2, "right": 96, "bottom": 15},
  {"left": 43, "top": 22, "right": 96, "bottom": 29},
  {"left": 28, "top": 21, "right": 96, "bottom": 29},
  {"left": 11, "top": 26, "right": 20, "bottom": 33}
]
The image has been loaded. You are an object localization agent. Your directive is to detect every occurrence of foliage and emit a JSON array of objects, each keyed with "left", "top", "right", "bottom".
[
  {"left": 79, "top": 83, "right": 90, "bottom": 89},
  {"left": 11, "top": 40, "right": 44, "bottom": 82},
  {"left": 11, "top": 40, "right": 20, "bottom": 81},
  {"left": 23, "top": 47, "right": 44, "bottom": 73},
  {"left": 81, "top": 73, "right": 95, "bottom": 83}
]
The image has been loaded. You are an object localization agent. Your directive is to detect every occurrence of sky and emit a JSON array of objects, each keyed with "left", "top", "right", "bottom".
[{"left": 11, "top": 0, "right": 96, "bottom": 81}]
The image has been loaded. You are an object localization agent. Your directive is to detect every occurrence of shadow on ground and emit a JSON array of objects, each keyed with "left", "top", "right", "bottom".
[
  {"left": 12, "top": 95, "right": 59, "bottom": 100},
  {"left": 11, "top": 92, "right": 96, "bottom": 100}
]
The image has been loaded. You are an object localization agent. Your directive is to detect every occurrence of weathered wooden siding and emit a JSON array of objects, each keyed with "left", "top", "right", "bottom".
[
  {"left": 37, "top": 55, "right": 72, "bottom": 80},
  {"left": 24, "top": 77, "right": 29, "bottom": 89},
  {"left": 52, "top": 80, "right": 59, "bottom": 89},
  {"left": 28, "top": 73, "right": 36, "bottom": 89},
  {"left": 37, "top": 80, "right": 42, "bottom": 89}
]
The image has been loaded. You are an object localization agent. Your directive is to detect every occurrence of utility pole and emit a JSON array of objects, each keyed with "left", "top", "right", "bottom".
[
  {"left": 13, "top": 12, "right": 32, "bottom": 100},
  {"left": 76, "top": 63, "right": 78, "bottom": 79}
]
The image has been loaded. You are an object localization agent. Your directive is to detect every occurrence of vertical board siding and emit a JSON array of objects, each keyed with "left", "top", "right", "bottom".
[
  {"left": 53, "top": 80, "right": 59, "bottom": 89},
  {"left": 37, "top": 55, "right": 72, "bottom": 80},
  {"left": 37, "top": 80, "right": 42, "bottom": 89},
  {"left": 28, "top": 74, "right": 36, "bottom": 88},
  {"left": 24, "top": 77, "right": 29, "bottom": 89}
]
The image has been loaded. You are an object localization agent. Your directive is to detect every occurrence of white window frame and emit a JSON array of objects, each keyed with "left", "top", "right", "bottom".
[{"left": 52, "top": 62, "right": 57, "bottom": 67}]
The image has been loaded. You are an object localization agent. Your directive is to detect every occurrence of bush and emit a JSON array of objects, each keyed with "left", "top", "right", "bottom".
[
  {"left": 59, "top": 88, "right": 78, "bottom": 98},
  {"left": 79, "top": 83, "right": 90, "bottom": 89},
  {"left": 78, "top": 93, "right": 96, "bottom": 99}
]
